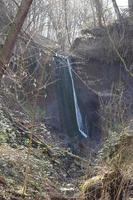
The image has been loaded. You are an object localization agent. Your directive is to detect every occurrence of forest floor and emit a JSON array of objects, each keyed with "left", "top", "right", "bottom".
[
  {"left": 0, "top": 103, "right": 133, "bottom": 200},
  {"left": 0, "top": 103, "right": 91, "bottom": 200}
]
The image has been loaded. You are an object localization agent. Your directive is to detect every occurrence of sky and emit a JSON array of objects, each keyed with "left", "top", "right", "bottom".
[{"left": 116, "top": 0, "right": 128, "bottom": 7}]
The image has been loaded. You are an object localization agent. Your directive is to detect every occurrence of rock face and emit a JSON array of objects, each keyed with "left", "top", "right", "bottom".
[
  {"left": 71, "top": 20, "right": 133, "bottom": 124},
  {"left": 43, "top": 55, "right": 101, "bottom": 148}
]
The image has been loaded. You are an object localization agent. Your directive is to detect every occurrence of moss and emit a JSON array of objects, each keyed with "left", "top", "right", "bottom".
[
  {"left": 81, "top": 175, "right": 103, "bottom": 192},
  {"left": 0, "top": 132, "right": 8, "bottom": 144},
  {"left": 81, "top": 175, "right": 103, "bottom": 200}
]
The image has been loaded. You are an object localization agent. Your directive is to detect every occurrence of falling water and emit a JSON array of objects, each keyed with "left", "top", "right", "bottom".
[{"left": 67, "top": 58, "right": 87, "bottom": 138}]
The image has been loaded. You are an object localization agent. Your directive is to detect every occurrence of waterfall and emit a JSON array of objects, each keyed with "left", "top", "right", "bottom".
[{"left": 67, "top": 58, "right": 87, "bottom": 138}]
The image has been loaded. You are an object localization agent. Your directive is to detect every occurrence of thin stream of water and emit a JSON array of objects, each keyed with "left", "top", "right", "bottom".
[{"left": 67, "top": 58, "right": 87, "bottom": 138}]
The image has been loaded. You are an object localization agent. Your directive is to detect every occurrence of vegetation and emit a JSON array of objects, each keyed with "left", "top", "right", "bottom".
[{"left": 0, "top": 0, "right": 133, "bottom": 199}]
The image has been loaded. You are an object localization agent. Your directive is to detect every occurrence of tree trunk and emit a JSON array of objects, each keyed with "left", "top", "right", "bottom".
[
  {"left": 0, "top": 0, "right": 10, "bottom": 29},
  {"left": 128, "top": 0, "right": 133, "bottom": 18},
  {"left": 112, "top": 0, "right": 122, "bottom": 21},
  {"left": 94, "top": 0, "right": 103, "bottom": 27},
  {"left": 0, "top": 0, "right": 33, "bottom": 79}
]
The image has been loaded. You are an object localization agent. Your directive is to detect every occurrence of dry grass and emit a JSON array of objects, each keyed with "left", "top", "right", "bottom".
[{"left": 80, "top": 132, "right": 133, "bottom": 200}]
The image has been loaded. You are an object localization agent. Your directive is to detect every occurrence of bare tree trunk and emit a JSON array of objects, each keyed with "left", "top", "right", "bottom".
[
  {"left": 112, "top": 0, "right": 122, "bottom": 21},
  {"left": 94, "top": 0, "right": 103, "bottom": 27},
  {"left": 90, "top": 0, "right": 96, "bottom": 27},
  {"left": 64, "top": 0, "right": 71, "bottom": 48},
  {"left": 0, "top": 0, "right": 33, "bottom": 79},
  {"left": 128, "top": 0, "right": 133, "bottom": 18}
]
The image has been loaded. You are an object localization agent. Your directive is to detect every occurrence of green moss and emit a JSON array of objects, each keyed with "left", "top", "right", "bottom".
[
  {"left": 0, "top": 132, "right": 8, "bottom": 144},
  {"left": 81, "top": 175, "right": 103, "bottom": 191}
]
